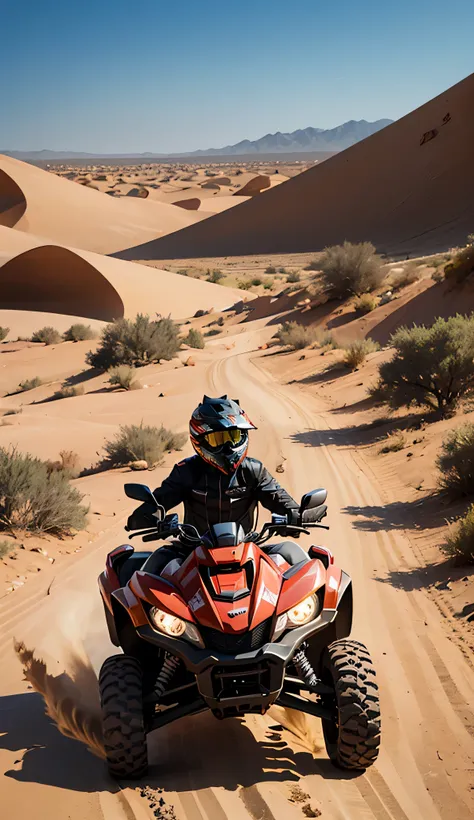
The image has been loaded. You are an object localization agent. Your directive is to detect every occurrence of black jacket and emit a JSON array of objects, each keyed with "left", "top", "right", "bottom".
[{"left": 127, "top": 455, "right": 299, "bottom": 535}]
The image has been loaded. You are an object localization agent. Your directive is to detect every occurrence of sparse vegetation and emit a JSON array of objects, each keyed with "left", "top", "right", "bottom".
[
  {"left": 108, "top": 365, "right": 141, "bottom": 391},
  {"left": 46, "top": 450, "right": 81, "bottom": 479},
  {"left": 184, "top": 328, "right": 205, "bottom": 349},
  {"left": 86, "top": 314, "right": 180, "bottom": 370},
  {"left": 0, "top": 327, "right": 9, "bottom": 342},
  {"left": 431, "top": 268, "right": 445, "bottom": 284},
  {"left": 265, "top": 266, "right": 276, "bottom": 274},
  {"left": 319, "top": 242, "right": 383, "bottom": 298},
  {"left": 287, "top": 271, "right": 301, "bottom": 283},
  {"left": 444, "top": 237, "right": 474, "bottom": 285},
  {"left": 63, "top": 323, "right": 96, "bottom": 342},
  {"left": 103, "top": 422, "right": 186, "bottom": 467},
  {"left": 354, "top": 294, "right": 377, "bottom": 314},
  {"left": 208, "top": 269, "right": 225, "bottom": 284},
  {"left": 374, "top": 315, "right": 474, "bottom": 415},
  {"left": 442, "top": 504, "right": 474, "bottom": 564},
  {"left": 0, "top": 446, "right": 87, "bottom": 535},
  {"left": 316, "top": 330, "right": 339, "bottom": 350},
  {"left": 0, "top": 539, "right": 14, "bottom": 558},
  {"left": 31, "top": 326, "right": 62, "bottom": 345},
  {"left": 437, "top": 423, "right": 474, "bottom": 497},
  {"left": 379, "top": 431, "right": 406, "bottom": 454},
  {"left": 276, "top": 321, "right": 318, "bottom": 350},
  {"left": 343, "top": 338, "right": 379, "bottom": 369},
  {"left": 304, "top": 260, "right": 320, "bottom": 271},
  {"left": 18, "top": 377, "right": 43, "bottom": 392},
  {"left": 250, "top": 277, "right": 263, "bottom": 287},
  {"left": 389, "top": 265, "right": 421, "bottom": 291},
  {"left": 53, "top": 384, "right": 85, "bottom": 400}
]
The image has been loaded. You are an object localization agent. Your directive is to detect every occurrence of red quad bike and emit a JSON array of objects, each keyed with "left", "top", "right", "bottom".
[{"left": 99, "top": 484, "right": 381, "bottom": 778}]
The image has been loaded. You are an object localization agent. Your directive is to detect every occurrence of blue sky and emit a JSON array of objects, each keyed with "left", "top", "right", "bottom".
[{"left": 1, "top": 0, "right": 473, "bottom": 153}]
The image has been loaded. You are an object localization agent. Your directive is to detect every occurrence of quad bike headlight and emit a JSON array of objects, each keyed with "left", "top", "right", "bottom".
[
  {"left": 149, "top": 607, "right": 186, "bottom": 637},
  {"left": 272, "top": 594, "right": 319, "bottom": 640}
]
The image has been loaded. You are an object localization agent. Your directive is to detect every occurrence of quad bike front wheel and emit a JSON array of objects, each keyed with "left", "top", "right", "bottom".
[
  {"left": 321, "top": 639, "right": 381, "bottom": 770},
  {"left": 99, "top": 654, "right": 148, "bottom": 779}
]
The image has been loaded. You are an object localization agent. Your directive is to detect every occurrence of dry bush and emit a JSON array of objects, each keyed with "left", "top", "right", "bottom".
[
  {"left": 46, "top": 450, "right": 81, "bottom": 479},
  {"left": 431, "top": 268, "right": 445, "bottom": 284},
  {"left": 276, "top": 321, "right": 318, "bottom": 350},
  {"left": 316, "top": 330, "right": 338, "bottom": 350},
  {"left": 0, "top": 539, "right": 14, "bottom": 557},
  {"left": 103, "top": 422, "right": 186, "bottom": 467},
  {"left": 31, "top": 327, "right": 62, "bottom": 345},
  {"left": 54, "top": 385, "right": 85, "bottom": 400},
  {"left": 87, "top": 315, "right": 180, "bottom": 370},
  {"left": 376, "top": 315, "right": 474, "bottom": 415},
  {"left": 0, "top": 327, "right": 9, "bottom": 342},
  {"left": 0, "top": 446, "right": 87, "bottom": 535},
  {"left": 442, "top": 505, "right": 474, "bottom": 564},
  {"left": 265, "top": 266, "right": 276, "bottom": 274},
  {"left": 354, "top": 294, "right": 377, "bottom": 314},
  {"left": 319, "top": 242, "right": 383, "bottom": 298},
  {"left": 63, "top": 324, "right": 96, "bottom": 342},
  {"left": 18, "top": 377, "right": 43, "bottom": 392},
  {"left": 437, "top": 423, "right": 474, "bottom": 497},
  {"left": 444, "top": 239, "right": 474, "bottom": 285},
  {"left": 287, "top": 271, "right": 301, "bottom": 283},
  {"left": 379, "top": 431, "right": 406, "bottom": 454},
  {"left": 208, "top": 269, "right": 224, "bottom": 283},
  {"left": 184, "top": 328, "right": 205, "bottom": 349},
  {"left": 107, "top": 365, "right": 141, "bottom": 391},
  {"left": 304, "top": 260, "right": 320, "bottom": 271},
  {"left": 389, "top": 265, "right": 421, "bottom": 291},
  {"left": 343, "top": 339, "right": 379, "bottom": 369}
]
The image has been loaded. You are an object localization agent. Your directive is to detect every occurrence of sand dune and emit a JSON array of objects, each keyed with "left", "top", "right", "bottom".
[
  {"left": 115, "top": 73, "right": 474, "bottom": 261},
  {"left": 232, "top": 174, "right": 270, "bottom": 196},
  {"left": 0, "top": 226, "right": 247, "bottom": 321},
  {"left": 0, "top": 154, "right": 205, "bottom": 254}
]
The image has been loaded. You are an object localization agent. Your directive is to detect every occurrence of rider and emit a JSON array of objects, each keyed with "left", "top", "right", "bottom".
[{"left": 127, "top": 395, "right": 316, "bottom": 575}]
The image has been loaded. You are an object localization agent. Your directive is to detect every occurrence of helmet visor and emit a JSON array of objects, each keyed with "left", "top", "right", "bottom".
[{"left": 204, "top": 429, "right": 244, "bottom": 449}]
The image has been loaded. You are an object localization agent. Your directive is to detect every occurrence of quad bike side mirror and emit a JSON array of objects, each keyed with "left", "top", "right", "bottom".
[
  {"left": 124, "top": 483, "right": 157, "bottom": 506},
  {"left": 300, "top": 488, "right": 327, "bottom": 511}
]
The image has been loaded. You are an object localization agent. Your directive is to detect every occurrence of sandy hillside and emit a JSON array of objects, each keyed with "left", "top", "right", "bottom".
[{"left": 114, "top": 73, "right": 474, "bottom": 261}]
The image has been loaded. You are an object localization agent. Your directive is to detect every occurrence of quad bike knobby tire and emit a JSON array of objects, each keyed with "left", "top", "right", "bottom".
[
  {"left": 99, "top": 654, "right": 148, "bottom": 779},
  {"left": 321, "top": 639, "right": 381, "bottom": 770}
]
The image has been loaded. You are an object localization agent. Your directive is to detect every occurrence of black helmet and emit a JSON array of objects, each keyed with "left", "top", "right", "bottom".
[{"left": 189, "top": 395, "right": 256, "bottom": 474}]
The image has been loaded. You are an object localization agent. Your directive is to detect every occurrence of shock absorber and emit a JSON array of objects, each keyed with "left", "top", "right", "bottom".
[
  {"left": 293, "top": 648, "right": 319, "bottom": 689},
  {"left": 154, "top": 653, "right": 181, "bottom": 701}
]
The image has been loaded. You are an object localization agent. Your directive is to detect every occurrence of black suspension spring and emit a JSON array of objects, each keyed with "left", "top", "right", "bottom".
[
  {"left": 293, "top": 648, "right": 319, "bottom": 688},
  {"left": 154, "top": 653, "right": 181, "bottom": 701}
]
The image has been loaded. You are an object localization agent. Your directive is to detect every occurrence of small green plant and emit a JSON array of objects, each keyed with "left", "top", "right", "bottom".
[
  {"left": 250, "top": 278, "right": 263, "bottom": 287},
  {"left": 108, "top": 365, "right": 141, "bottom": 390},
  {"left": 0, "top": 327, "right": 9, "bottom": 342},
  {"left": 287, "top": 271, "right": 301, "bottom": 283},
  {"left": 263, "top": 282, "right": 274, "bottom": 290},
  {"left": 343, "top": 339, "right": 379, "bottom": 369},
  {"left": 436, "top": 423, "right": 474, "bottom": 497},
  {"left": 0, "top": 539, "right": 14, "bottom": 558},
  {"left": 63, "top": 323, "right": 96, "bottom": 342},
  {"left": 184, "top": 328, "right": 205, "bottom": 349},
  {"left": 354, "top": 294, "right": 377, "bottom": 314},
  {"left": 276, "top": 322, "right": 318, "bottom": 350},
  {"left": 53, "top": 384, "right": 85, "bottom": 400},
  {"left": 265, "top": 266, "right": 276, "bottom": 274},
  {"left": 208, "top": 269, "right": 225, "bottom": 284},
  {"left": 319, "top": 242, "right": 383, "bottom": 298},
  {"left": 103, "top": 423, "right": 186, "bottom": 467},
  {"left": 86, "top": 314, "right": 180, "bottom": 370},
  {"left": 442, "top": 504, "right": 474, "bottom": 564},
  {"left": 0, "top": 446, "right": 87, "bottom": 535},
  {"left": 31, "top": 327, "right": 62, "bottom": 345},
  {"left": 379, "top": 431, "right": 406, "bottom": 453},
  {"left": 18, "top": 377, "right": 43, "bottom": 392}
]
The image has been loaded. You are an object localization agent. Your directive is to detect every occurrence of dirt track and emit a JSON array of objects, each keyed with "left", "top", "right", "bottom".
[{"left": 1, "top": 338, "right": 473, "bottom": 820}]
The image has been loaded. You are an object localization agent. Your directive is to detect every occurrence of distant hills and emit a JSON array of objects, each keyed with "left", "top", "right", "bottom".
[{"left": 2, "top": 119, "right": 393, "bottom": 161}]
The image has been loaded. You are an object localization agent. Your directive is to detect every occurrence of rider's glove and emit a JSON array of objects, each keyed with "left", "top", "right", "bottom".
[
  {"left": 301, "top": 505, "right": 327, "bottom": 524},
  {"left": 287, "top": 508, "right": 301, "bottom": 526},
  {"left": 127, "top": 502, "right": 158, "bottom": 531}
]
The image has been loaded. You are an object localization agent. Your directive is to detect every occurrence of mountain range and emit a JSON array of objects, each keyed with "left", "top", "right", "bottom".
[{"left": 2, "top": 119, "right": 393, "bottom": 161}]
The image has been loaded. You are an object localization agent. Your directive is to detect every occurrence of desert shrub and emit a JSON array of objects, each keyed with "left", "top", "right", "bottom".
[
  {"left": 177, "top": 269, "right": 189, "bottom": 276},
  {"left": 217, "top": 316, "right": 225, "bottom": 326},
  {"left": 250, "top": 278, "right": 263, "bottom": 287},
  {"left": 304, "top": 260, "right": 320, "bottom": 271},
  {"left": 354, "top": 294, "right": 377, "bottom": 314},
  {"left": 53, "top": 384, "right": 85, "bottom": 400},
  {"left": 436, "top": 423, "right": 474, "bottom": 497},
  {"left": 375, "top": 315, "right": 474, "bottom": 415},
  {"left": 444, "top": 239, "right": 474, "bottom": 285},
  {"left": 442, "top": 504, "right": 474, "bottom": 564},
  {"left": 276, "top": 321, "right": 317, "bottom": 350},
  {"left": 263, "top": 282, "right": 274, "bottom": 290},
  {"left": 389, "top": 265, "right": 421, "bottom": 291},
  {"left": 316, "top": 330, "right": 339, "bottom": 350},
  {"left": 18, "top": 377, "right": 43, "bottom": 392},
  {"left": 343, "top": 339, "right": 379, "bottom": 369},
  {"left": 319, "top": 242, "right": 383, "bottom": 298},
  {"left": 287, "top": 271, "right": 301, "bottom": 283},
  {"left": 46, "top": 450, "right": 81, "bottom": 479},
  {"left": 0, "top": 539, "right": 14, "bottom": 557},
  {"left": 379, "top": 431, "right": 406, "bottom": 454},
  {"left": 0, "top": 446, "right": 87, "bottom": 535},
  {"left": 265, "top": 266, "right": 276, "bottom": 274},
  {"left": 103, "top": 422, "right": 186, "bottom": 467},
  {"left": 63, "top": 323, "right": 96, "bottom": 342},
  {"left": 31, "top": 326, "right": 62, "bottom": 345},
  {"left": 208, "top": 269, "right": 224, "bottom": 283},
  {"left": 86, "top": 314, "right": 180, "bottom": 370},
  {"left": 431, "top": 268, "right": 445, "bottom": 284},
  {"left": 237, "top": 280, "right": 252, "bottom": 290},
  {"left": 184, "top": 328, "right": 205, "bottom": 349},
  {"left": 205, "top": 328, "right": 221, "bottom": 337},
  {"left": 0, "top": 327, "right": 9, "bottom": 342},
  {"left": 108, "top": 365, "right": 141, "bottom": 390}
]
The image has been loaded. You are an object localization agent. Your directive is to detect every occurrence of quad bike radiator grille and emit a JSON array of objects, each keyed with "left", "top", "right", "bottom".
[{"left": 199, "top": 618, "right": 272, "bottom": 653}]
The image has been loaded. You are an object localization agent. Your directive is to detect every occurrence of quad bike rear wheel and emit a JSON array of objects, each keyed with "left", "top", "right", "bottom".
[
  {"left": 99, "top": 654, "right": 148, "bottom": 779},
  {"left": 321, "top": 639, "right": 381, "bottom": 770}
]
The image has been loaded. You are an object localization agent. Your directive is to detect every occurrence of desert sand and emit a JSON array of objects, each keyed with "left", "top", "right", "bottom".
[{"left": 114, "top": 73, "right": 474, "bottom": 261}]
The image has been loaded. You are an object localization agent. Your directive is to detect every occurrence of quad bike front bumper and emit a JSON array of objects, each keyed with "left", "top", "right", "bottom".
[{"left": 137, "top": 608, "right": 337, "bottom": 722}]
